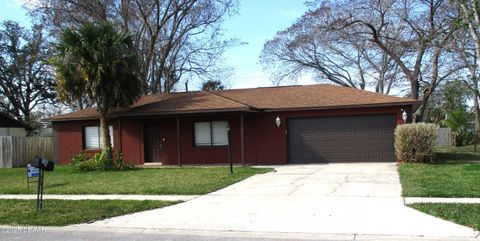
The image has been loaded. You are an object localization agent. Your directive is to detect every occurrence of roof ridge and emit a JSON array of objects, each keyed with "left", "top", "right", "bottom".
[{"left": 216, "top": 83, "right": 321, "bottom": 92}]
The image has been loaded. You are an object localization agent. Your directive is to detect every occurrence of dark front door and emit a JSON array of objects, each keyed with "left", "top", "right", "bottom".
[
  {"left": 287, "top": 114, "right": 396, "bottom": 163},
  {"left": 144, "top": 123, "right": 162, "bottom": 163}
]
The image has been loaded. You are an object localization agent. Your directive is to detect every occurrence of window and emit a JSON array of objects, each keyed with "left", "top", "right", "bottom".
[
  {"left": 84, "top": 126, "right": 114, "bottom": 149},
  {"left": 194, "top": 121, "right": 229, "bottom": 146}
]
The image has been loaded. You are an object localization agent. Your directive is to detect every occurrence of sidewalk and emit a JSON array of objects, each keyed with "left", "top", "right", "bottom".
[
  {"left": 405, "top": 197, "right": 480, "bottom": 204},
  {"left": 0, "top": 194, "right": 198, "bottom": 201}
]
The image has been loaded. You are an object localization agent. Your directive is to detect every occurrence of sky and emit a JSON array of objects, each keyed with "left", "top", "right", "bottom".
[{"left": 0, "top": 0, "right": 314, "bottom": 90}]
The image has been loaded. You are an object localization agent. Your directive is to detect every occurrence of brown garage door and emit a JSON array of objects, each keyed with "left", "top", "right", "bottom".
[{"left": 287, "top": 114, "right": 396, "bottom": 163}]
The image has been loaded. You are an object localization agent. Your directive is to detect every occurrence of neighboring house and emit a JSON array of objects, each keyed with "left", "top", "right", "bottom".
[
  {"left": 0, "top": 112, "right": 28, "bottom": 137},
  {"left": 45, "top": 84, "right": 419, "bottom": 165}
]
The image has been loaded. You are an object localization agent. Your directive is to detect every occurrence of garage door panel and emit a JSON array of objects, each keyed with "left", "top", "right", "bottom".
[
  {"left": 383, "top": 152, "right": 396, "bottom": 161},
  {"left": 288, "top": 114, "right": 396, "bottom": 163},
  {"left": 369, "top": 152, "right": 382, "bottom": 161},
  {"left": 341, "top": 152, "right": 355, "bottom": 161},
  {"left": 383, "top": 139, "right": 394, "bottom": 148},
  {"left": 354, "top": 140, "right": 369, "bottom": 148},
  {"left": 368, "top": 140, "right": 381, "bottom": 148},
  {"left": 354, "top": 152, "right": 369, "bottom": 161},
  {"left": 341, "top": 140, "right": 353, "bottom": 148}
]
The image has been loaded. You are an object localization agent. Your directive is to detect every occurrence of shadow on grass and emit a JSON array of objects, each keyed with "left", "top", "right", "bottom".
[{"left": 435, "top": 152, "right": 480, "bottom": 162}]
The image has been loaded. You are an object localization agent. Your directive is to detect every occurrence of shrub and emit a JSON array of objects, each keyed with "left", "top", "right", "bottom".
[
  {"left": 395, "top": 123, "right": 438, "bottom": 163},
  {"left": 71, "top": 150, "right": 135, "bottom": 172},
  {"left": 454, "top": 131, "right": 475, "bottom": 147}
]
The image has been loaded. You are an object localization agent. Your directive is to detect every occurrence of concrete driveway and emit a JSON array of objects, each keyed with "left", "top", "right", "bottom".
[{"left": 79, "top": 163, "right": 478, "bottom": 239}]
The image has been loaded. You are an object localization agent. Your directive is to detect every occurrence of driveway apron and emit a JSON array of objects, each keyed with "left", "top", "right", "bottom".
[{"left": 77, "top": 163, "right": 478, "bottom": 238}]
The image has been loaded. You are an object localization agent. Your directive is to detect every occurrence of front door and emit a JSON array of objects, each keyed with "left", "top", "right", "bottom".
[{"left": 144, "top": 123, "right": 162, "bottom": 163}]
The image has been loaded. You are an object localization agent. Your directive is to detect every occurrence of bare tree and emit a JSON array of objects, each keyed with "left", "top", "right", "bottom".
[
  {"left": 0, "top": 21, "right": 55, "bottom": 129},
  {"left": 457, "top": 1, "right": 480, "bottom": 137},
  {"left": 28, "top": 0, "right": 238, "bottom": 94},
  {"left": 313, "top": 0, "right": 461, "bottom": 121},
  {"left": 260, "top": 7, "right": 369, "bottom": 89},
  {"left": 260, "top": 1, "right": 403, "bottom": 94}
]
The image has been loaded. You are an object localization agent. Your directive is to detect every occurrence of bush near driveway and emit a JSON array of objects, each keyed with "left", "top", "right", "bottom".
[
  {"left": 395, "top": 123, "right": 437, "bottom": 162},
  {"left": 0, "top": 165, "right": 273, "bottom": 195}
]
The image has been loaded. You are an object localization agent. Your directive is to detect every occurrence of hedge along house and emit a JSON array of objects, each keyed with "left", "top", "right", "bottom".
[{"left": 45, "top": 84, "right": 420, "bottom": 165}]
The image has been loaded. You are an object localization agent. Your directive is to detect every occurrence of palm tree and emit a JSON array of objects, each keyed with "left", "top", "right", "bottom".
[{"left": 51, "top": 21, "right": 142, "bottom": 159}]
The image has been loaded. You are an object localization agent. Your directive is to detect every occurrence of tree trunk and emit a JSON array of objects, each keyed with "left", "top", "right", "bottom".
[
  {"left": 473, "top": 77, "right": 480, "bottom": 141},
  {"left": 99, "top": 112, "right": 113, "bottom": 160}
]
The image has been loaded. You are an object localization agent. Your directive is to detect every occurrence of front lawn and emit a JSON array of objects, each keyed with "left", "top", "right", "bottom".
[
  {"left": 0, "top": 199, "right": 177, "bottom": 226},
  {"left": 399, "top": 162, "right": 480, "bottom": 197},
  {"left": 0, "top": 166, "right": 272, "bottom": 195},
  {"left": 409, "top": 203, "right": 480, "bottom": 230},
  {"left": 399, "top": 145, "right": 480, "bottom": 197}
]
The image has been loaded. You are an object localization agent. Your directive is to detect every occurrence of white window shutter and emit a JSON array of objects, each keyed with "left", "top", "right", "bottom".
[
  {"left": 84, "top": 126, "right": 100, "bottom": 149},
  {"left": 212, "top": 121, "right": 228, "bottom": 145},
  {"left": 194, "top": 122, "right": 211, "bottom": 146}
]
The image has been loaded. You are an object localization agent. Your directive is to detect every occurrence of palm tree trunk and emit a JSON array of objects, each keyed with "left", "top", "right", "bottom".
[{"left": 99, "top": 113, "right": 113, "bottom": 160}]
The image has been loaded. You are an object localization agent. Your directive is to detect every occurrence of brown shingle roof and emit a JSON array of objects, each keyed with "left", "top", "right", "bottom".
[
  {"left": 213, "top": 84, "right": 418, "bottom": 110},
  {"left": 45, "top": 91, "right": 250, "bottom": 121},
  {"left": 119, "top": 91, "right": 249, "bottom": 116},
  {"left": 45, "top": 84, "right": 419, "bottom": 122}
]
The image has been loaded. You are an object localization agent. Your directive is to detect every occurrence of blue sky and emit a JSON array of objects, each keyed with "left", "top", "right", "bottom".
[
  {"left": 222, "top": 0, "right": 314, "bottom": 89},
  {"left": 0, "top": 0, "right": 313, "bottom": 89}
]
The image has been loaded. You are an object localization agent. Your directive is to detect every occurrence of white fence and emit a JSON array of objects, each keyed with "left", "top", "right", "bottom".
[
  {"left": 436, "top": 127, "right": 453, "bottom": 147},
  {"left": 0, "top": 136, "right": 53, "bottom": 168}
]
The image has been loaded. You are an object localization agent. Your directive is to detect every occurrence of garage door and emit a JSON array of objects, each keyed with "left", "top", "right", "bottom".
[{"left": 287, "top": 114, "right": 396, "bottom": 163}]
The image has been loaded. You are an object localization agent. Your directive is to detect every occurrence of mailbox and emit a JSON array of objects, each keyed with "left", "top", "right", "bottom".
[
  {"left": 32, "top": 157, "right": 55, "bottom": 171},
  {"left": 42, "top": 159, "right": 55, "bottom": 171}
]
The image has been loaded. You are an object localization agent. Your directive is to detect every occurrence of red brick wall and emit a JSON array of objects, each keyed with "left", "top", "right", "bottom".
[
  {"left": 175, "top": 114, "right": 243, "bottom": 165},
  {"left": 53, "top": 120, "right": 125, "bottom": 164},
  {"left": 53, "top": 105, "right": 412, "bottom": 165},
  {"left": 118, "top": 119, "right": 143, "bottom": 165}
]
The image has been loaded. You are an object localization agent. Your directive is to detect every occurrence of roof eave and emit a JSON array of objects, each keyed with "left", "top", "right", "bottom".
[
  {"left": 260, "top": 101, "right": 422, "bottom": 112},
  {"left": 46, "top": 107, "right": 256, "bottom": 122}
]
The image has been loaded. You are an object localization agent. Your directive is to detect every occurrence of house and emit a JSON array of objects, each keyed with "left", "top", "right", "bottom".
[
  {"left": 45, "top": 84, "right": 419, "bottom": 165},
  {"left": 0, "top": 112, "right": 28, "bottom": 137}
]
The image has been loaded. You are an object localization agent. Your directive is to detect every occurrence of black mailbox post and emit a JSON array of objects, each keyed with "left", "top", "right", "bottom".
[{"left": 33, "top": 156, "right": 55, "bottom": 211}]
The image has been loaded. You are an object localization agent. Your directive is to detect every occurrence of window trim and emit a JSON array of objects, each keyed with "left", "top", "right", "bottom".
[
  {"left": 82, "top": 125, "right": 114, "bottom": 150},
  {"left": 193, "top": 121, "right": 229, "bottom": 147}
]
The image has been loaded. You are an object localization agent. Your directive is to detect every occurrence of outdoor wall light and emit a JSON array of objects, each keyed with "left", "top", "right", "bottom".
[
  {"left": 275, "top": 116, "right": 281, "bottom": 128},
  {"left": 401, "top": 109, "right": 408, "bottom": 123}
]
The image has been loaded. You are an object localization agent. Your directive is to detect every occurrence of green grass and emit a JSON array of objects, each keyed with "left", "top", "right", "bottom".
[
  {"left": 0, "top": 166, "right": 273, "bottom": 195},
  {"left": 399, "top": 162, "right": 480, "bottom": 197},
  {"left": 0, "top": 199, "right": 177, "bottom": 226},
  {"left": 409, "top": 203, "right": 480, "bottom": 230},
  {"left": 399, "top": 145, "right": 480, "bottom": 197}
]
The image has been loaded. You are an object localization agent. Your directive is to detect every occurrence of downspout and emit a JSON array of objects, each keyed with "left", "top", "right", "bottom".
[
  {"left": 240, "top": 113, "right": 245, "bottom": 166},
  {"left": 118, "top": 118, "right": 123, "bottom": 155},
  {"left": 176, "top": 116, "right": 182, "bottom": 167}
]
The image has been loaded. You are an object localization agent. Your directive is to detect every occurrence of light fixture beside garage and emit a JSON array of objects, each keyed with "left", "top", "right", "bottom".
[
  {"left": 275, "top": 116, "right": 281, "bottom": 128},
  {"left": 401, "top": 109, "right": 408, "bottom": 123}
]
